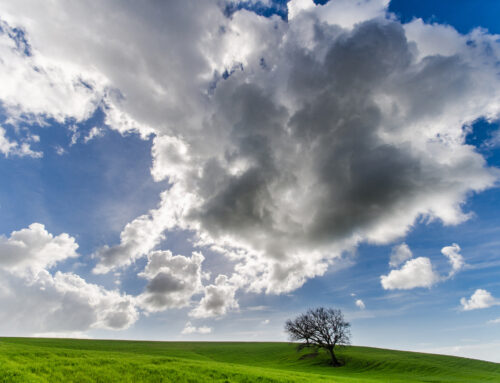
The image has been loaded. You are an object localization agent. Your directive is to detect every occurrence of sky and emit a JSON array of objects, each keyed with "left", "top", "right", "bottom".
[{"left": 0, "top": 0, "right": 499, "bottom": 362}]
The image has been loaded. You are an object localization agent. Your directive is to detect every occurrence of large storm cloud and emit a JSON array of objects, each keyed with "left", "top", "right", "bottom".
[{"left": 0, "top": 0, "right": 499, "bottom": 320}]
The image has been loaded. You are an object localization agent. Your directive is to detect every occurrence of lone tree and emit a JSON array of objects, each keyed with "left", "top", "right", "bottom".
[{"left": 285, "top": 307, "right": 351, "bottom": 366}]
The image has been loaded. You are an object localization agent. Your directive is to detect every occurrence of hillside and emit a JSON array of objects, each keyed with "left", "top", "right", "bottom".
[{"left": 0, "top": 338, "right": 498, "bottom": 382}]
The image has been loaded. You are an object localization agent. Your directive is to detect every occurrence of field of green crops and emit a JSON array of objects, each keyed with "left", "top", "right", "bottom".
[{"left": 0, "top": 337, "right": 498, "bottom": 382}]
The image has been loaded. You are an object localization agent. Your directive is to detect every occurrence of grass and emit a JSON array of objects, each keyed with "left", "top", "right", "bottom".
[{"left": 0, "top": 337, "right": 498, "bottom": 382}]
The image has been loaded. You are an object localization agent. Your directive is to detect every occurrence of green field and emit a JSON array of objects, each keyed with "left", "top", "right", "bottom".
[{"left": 0, "top": 338, "right": 498, "bottom": 382}]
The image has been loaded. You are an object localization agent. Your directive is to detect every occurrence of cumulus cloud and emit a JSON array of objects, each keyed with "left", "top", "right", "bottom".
[
  {"left": 190, "top": 275, "right": 239, "bottom": 318},
  {"left": 0, "top": 224, "right": 138, "bottom": 335},
  {"left": 137, "top": 251, "right": 205, "bottom": 312},
  {"left": 389, "top": 243, "right": 413, "bottom": 268},
  {"left": 381, "top": 243, "right": 466, "bottom": 290},
  {"left": 1, "top": 0, "right": 500, "bottom": 315},
  {"left": 355, "top": 299, "right": 366, "bottom": 310},
  {"left": 0, "top": 270, "right": 138, "bottom": 334},
  {"left": 0, "top": 223, "right": 78, "bottom": 275},
  {"left": 461, "top": 289, "right": 499, "bottom": 311},
  {"left": 181, "top": 321, "right": 212, "bottom": 335},
  {"left": 0, "top": 126, "right": 42, "bottom": 158},
  {"left": 381, "top": 257, "right": 440, "bottom": 290},
  {"left": 92, "top": 194, "right": 172, "bottom": 274},
  {"left": 288, "top": 0, "right": 388, "bottom": 29},
  {"left": 0, "top": 19, "right": 104, "bottom": 124}
]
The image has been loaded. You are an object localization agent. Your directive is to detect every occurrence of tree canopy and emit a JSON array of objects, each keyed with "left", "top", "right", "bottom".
[{"left": 285, "top": 307, "right": 351, "bottom": 366}]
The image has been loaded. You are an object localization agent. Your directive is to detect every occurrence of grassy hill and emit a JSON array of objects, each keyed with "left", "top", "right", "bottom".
[{"left": 0, "top": 338, "right": 498, "bottom": 382}]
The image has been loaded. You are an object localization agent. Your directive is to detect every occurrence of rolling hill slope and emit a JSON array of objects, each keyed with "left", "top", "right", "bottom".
[{"left": 0, "top": 338, "right": 498, "bottom": 382}]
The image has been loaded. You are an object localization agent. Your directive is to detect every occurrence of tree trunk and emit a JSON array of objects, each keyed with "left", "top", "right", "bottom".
[{"left": 327, "top": 347, "right": 340, "bottom": 366}]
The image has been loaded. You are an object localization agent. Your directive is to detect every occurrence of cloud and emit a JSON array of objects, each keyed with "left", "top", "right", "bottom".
[
  {"left": 288, "top": 0, "right": 388, "bottom": 29},
  {"left": 92, "top": 194, "right": 171, "bottom": 274},
  {"left": 69, "top": 125, "right": 80, "bottom": 146},
  {"left": 381, "top": 257, "right": 440, "bottom": 290},
  {"left": 441, "top": 243, "right": 465, "bottom": 277},
  {"left": 136, "top": 251, "right": 205, "bottom": 312},
  {"left": 0, "top": 224, "right": 138, "bottom": 335},
  {"left": 0, "top": 126, "right": 42, "bottom": 158},
  {"left": 0, "top": 223, "right": 79, "bottom": 275},
  {"left": 0, "top": 126, "right": 18, "bottom": 156},
  {"left": 487, "top": 318, "right": 500, "bottom": 324},
  {"left": 355, "top": 299, "right": 366, "bottom": 310},
  {"left": 461, "top": 289, "right": 499, "bottom": 311},
  {"left": 54, "top": 145, "right": 66, "bottom": 155},
  {"left": 83, "top": 126, "right": 104, "bottom": 143},
  {"left": 0, "top": 19, "right": 104, "bottom": 124},
  {"left": 1, "top": 0, "right": 500, "bottom": 315},
  {"left": 181, "top": 321, "right": 212, "bottom": 335},
  {"left": 92, "top": 186, "right": 197, "bottom": 274},
  {"left": 381, "top": 243, "right": 466, "bottom": 290},
  {"left": 168, "top": 11, "right": 497, "bottom": 296},
  {"left": 190, "top": 275, "right": 239, "bottom": 318},
  {"left": 389, "top": 243, "right": 413, "bottom": 268},
  {"left": 0, "top": 270, "right": 138, "bottom": 334}
]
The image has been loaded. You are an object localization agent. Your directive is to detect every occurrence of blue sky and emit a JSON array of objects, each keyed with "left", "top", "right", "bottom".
[{"left": 0, "top": 0, "right": 499, "bottom": 362}]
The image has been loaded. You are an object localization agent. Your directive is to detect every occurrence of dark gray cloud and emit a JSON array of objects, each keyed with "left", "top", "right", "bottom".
[
  {"left": 137, "top": 251, "right": 205, "bottom": 312},
  {"left": 147, "top": 272, "right": 186, "bottom": 294},
  {"left": 187, "top": 19, "right": 494, "bottom": 261}
]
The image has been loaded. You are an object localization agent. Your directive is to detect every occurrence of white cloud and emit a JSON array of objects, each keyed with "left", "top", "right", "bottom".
[
  {"left": 181, "top": 321, "right": 212, "bottom": 335},
  {"left": 0, "top": 126, "right": 18, "bottom": 156},
  {"left": 0, "top": 19, "right": 104, "bottom": 124},
  {"left": 83, "top": 126, "right": 104, "bottom": 143},
  {"left": 288, "top": 0, "right": 388, "bottom": 29},
  {"left": 381, "top": 243, "right": 466, "bottom": 290},
  {"left": 0, "top": 270, "right": 138, "bottom": 334},
  {"left": 487, "top": 318, "right": 500, "bottom": 324},
  {"left": 0, "top": 224, "right": 138, "bottom": 335},
  {"left": 0, "top": 223, "right": 78, "bottom": 275},
  {"left": 150, "top": 135, "right": 193, "bottom": 183},
  {"left": 389, "top": 243, "right": 413, "bottom": 268},
  {"left": 136, "top": 251, "right": 205, "bottom": 312},
  {"left": 461, "top": 289, "right": 499, "bottom": 311},
  {"left": 69, "top": 125, "right": 80, "bottom": 146},
  {"left": 190, "top": 275, "right": 239, "bottom": 318},
  {"left": 403, "top": 19, "right": 466, "bottom": 60},
  {"left": 93, "top": 186, "right": 195, "bottom": 274},
  {"left": 355, "top": 299, "right": 366, "bottom": 310},
  {"left": 441, "top": 243, "right": 465, "bottom": 277},
  {"left": 54, "top": 145, "right": 66, "bottom": 155},
  {"left": 381, "top": 257, "right": 440, "bottom": 290},
  {"left": 0, "top": 126, "right": 42, "bottom": 158},
  {"left": 261, "top": 319, "right": 270, "bottom": 325}
]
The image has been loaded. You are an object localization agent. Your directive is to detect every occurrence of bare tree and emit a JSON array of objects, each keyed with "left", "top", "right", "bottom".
[{"left": 285, "top": 307, "right": 351, "bottom": 366}]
